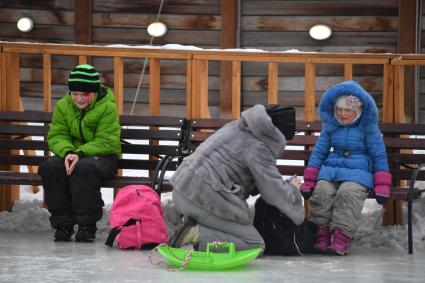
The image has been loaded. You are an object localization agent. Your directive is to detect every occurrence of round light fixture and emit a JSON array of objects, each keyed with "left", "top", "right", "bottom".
[
  {"left": 17, "top": 17, "right": 34, "bottom": 32},
  {"left": 309, "top": 24, "right": 332, "bottom": 41},
  {"left": 147, "top": 22, "right": 167, "bottom": 37}
]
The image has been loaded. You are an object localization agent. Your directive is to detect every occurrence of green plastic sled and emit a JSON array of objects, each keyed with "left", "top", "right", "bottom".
[{"left": 157, "top": 242, "right": 262, "bottom": 270}]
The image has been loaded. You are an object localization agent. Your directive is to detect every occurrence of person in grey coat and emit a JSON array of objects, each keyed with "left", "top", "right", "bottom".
[{"left": 169, "top": 104, "right": 305, "bottom": 251}]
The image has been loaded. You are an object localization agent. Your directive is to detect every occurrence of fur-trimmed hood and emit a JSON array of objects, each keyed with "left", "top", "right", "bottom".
[{"left": 319, "top": 80, "right": 379, "bottom": 133}]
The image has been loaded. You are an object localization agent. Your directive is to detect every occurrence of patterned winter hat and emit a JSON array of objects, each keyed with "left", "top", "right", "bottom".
[
  {"left": 334, "top": 95, "right": 363, "bottom": 122},
  {"left": 68, "top": 64, "right": 100, "bottom": 93}
]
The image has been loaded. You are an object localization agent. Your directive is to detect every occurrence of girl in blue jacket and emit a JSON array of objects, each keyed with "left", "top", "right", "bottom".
[{"left": 301, "top": 80, "right": 391, "bottom": 255}]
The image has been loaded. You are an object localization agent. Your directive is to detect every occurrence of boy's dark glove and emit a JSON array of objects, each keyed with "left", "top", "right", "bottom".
[
  {"left": 301, "top": 167, "right": 319, "bottom": 200},
  {"left": 373, "top": 171, "right": 392, "bottom": 204}
]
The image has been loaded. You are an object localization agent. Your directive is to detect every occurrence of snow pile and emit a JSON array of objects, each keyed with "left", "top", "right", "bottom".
[{"left": 1, "top": 185, "right": 425, "bottom": 253}]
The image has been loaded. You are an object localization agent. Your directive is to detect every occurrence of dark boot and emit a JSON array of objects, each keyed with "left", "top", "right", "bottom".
[
  {"left": 168, "top": 216, "right": 198, "bottom": 248},
  {"left": 54, "top": 225, "right": 75, "bottom": 242},
  {"left": 75, "top": 225, "right": 97, "bottom": 243}
]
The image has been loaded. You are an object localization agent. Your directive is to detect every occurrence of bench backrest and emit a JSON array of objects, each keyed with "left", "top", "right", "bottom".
[
  {"left": 1, "top": 111, "right": 424, "bottom": 189},
  {"left": 188, "top": 118, "right": 425, "bottom": 183},
  {"left": 0, "top": 111, "right": 189, "bottom": 179}
]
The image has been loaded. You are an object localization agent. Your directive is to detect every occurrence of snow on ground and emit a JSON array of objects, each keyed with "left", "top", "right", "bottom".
[{"left": 1, "top": 180, "right": 425, "bottom": 253}]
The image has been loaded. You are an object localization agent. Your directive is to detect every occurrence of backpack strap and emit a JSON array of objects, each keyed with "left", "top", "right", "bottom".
[
  {"left": 105, "top": 218, "right": 139, "bottom": 247},
  {"left": 135, "top": 220, "right": 142, "bottom": 251}
]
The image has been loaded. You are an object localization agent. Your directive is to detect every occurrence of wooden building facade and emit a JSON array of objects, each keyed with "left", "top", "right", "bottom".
[{"left": 0, "top": 0, "right": 423, "bottom": 121}]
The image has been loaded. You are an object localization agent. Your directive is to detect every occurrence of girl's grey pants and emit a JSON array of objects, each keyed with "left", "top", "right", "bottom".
[{"left": 308, "top": 180, "right": 368, "bottom": 238}]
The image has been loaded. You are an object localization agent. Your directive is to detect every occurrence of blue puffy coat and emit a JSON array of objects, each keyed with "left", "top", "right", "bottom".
[{"left": 307, "top": 80, "right": 389, "bottom": 189}]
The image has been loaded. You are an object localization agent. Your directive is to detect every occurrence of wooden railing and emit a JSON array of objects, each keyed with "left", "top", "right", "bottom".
[
  {"left": 0, "top": 41, "right": 411, "bottom": 123},
  {"left": 1, "top": 41, "right": 424, "bottom": 212}
]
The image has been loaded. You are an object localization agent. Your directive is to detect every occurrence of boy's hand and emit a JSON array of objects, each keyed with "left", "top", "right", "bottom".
[{"left": 65, "top": 153, "right": 80, "bottom": 175}]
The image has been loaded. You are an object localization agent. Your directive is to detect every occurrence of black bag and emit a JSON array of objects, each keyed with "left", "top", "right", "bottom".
[{"left": 253, "top": 197, "right": 315, "bottom": 255}]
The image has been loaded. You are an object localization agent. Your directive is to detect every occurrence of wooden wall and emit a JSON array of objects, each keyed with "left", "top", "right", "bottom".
[{"left": 0, "top": 0, "right": 423, "bottom": 121}]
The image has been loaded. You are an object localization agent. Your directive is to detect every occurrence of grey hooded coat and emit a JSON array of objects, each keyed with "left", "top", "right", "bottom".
[{"left": 171, "top": 104, "right": 304, "bottom": 230}]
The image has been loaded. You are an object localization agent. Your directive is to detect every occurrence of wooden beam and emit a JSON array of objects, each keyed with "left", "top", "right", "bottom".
[
  {"left": 397, "top": 0, "right": 420, "bottom": 122},
  {"left": 304, "top": 63, "right": 316, "bottom": 121},
  {"left": 75, "top": 0, "right": 92, "bottom": 44},
  {"left": 113, "top": 56, "right": 124, "bottom": 114},
  {"left": 75, "top": 0, "right": 92, "bottom": 65},
  {"left": 382, "top": 64, "right": 394, "bottom": 123},
  {"left": 393, "top": 65, "right": 406, "bottom": 123},
  {"left": 191, "top": 59, "right": 209, "bottom": 118},
  {"left": 5, "top": 53, "right": 20, "bottom": 111},
  {"left": 43, "top": 54, "right": 52, "bottom": 112},
  {"left": 78, "top": 56, "right": 88, "bottom": 65},
  {"left": 220, "top": 0, "right": 239, "bottom": 117},
  {"left": 231, "top": 61, "right": 241, "bottom": 119},
  {"left": 1, "top": 52, "right": 20, "bottom": 210},
  {"left": 0, "top": 52, "right": 5, "bottom": 110},
  {"left": 149, "top": 58, "right": 161, "bottom": 116},
  {"left": 186, "top": 59, "right": 192, "bottom": 118},
  {"left": 344, "top": 64, "right": 353, "bottom": 81},
  {"left": 268, "top": 62, "right": 278, "bottom": 104}
]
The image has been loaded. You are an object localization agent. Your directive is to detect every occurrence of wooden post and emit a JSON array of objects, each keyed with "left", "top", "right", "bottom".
[
  {"left": 397, "top": 0, "right": 420, "bottom": 122},
  {"left": 344, "top": 64, "right": 353, "bottom": 81},
  {"left": 268, "top": 62, "right": 278, "bottom": 104},
  {"left": 149, "top": 58, "right": 161, "bottom": 116},
  {"left": 0, "top": 52, "right": 20, "bottom": 211},
  {"left": 75, "top": 0, "right": 92, "bottom": 65},
  {"left": 304, "top": 62, "right": 316, "bottom": 121},
  {"left": 231, "top": 61, "right": 241, "bottom": 119},
  {"left": 186, "top": 59, "right": 193, "bottom": 118},
  {"left": 191, "top": 60, "right": 210, "bottom": 118},
  {"left": 0, "top": 52, "right": 5, "bottom": 110},
  {"left": 78, "top": 56, "right": 88, "bottom": 65},
  {"left": 382, "top": 63, "right": 394, "bottom": 123},
  {"left": 113, "top": 56, "right": 124, "bottom": 114},
  {"left": 43, "top": 54, "right": 52, "bottom": 112},
  {"left": 113, "top": 56, "right": 124, "bottom": 196},
  {"left": 393, "top": 65, "right": 406, "bottom": 123},
  {"left": 220, "top": 0, "right": 239, "bottom": 117},
  {"left": 303, "top": 62, "right": 317, "bottom": 216}
]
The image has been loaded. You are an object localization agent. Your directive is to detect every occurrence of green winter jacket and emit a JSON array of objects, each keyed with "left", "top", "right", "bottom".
[{"left": 47, "top": 85, "right": 121, "bottom": 158}]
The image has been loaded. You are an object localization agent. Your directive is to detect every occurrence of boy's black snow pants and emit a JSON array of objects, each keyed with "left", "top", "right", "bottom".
[{"left": 38, "top": 155, "right": 117, "bottom": 228}]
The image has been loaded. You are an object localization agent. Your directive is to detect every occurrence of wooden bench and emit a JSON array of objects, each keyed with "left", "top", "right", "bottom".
[
  {"left": 188, "top": 118, "right": 425, "bottom": 254},
  {"left": 0, "top": 110, "right": 189, "bottom": 210}
]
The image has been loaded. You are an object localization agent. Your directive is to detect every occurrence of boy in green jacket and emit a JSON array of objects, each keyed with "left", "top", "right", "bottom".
[{"left": 38, "top": 64, "right": 121, "bottom": 242}]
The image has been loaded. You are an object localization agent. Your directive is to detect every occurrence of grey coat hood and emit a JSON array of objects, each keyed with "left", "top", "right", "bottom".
[{"left": 240, "top": 104, "right": 286, "bottom": 157}]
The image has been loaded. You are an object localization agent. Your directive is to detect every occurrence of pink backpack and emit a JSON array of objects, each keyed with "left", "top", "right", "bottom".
[{"left": 105, "top": 185, "right": 168, "bottom": 250}]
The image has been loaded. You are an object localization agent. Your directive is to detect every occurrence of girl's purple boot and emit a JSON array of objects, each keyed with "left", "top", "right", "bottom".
[
  {"left": 327, "top": 228, "right": 352, "bottom": 255},
  {"left": 313, "top": 226, "right": 331, "bottom": 253}
]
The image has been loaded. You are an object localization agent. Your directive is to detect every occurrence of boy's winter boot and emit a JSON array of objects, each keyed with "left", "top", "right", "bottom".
[
  {"left": 54, "top": 225, "right": 75, "bottom": 242},
  {"left": 168, "top": 216, "right": 199, "bottom": 248},
  {"left": 327, "top": 228, "right": 352, "bottom": 255},
  {"left": 313, "top": 225, "right": 330, "bottom": 253},
  {"left": 75, "top": 225, "right": 97, "bottom": 243}
]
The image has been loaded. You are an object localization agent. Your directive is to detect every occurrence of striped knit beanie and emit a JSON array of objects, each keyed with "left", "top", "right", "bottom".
[{"left": 68, "top": 64, "right": 100, "bottom": 93}]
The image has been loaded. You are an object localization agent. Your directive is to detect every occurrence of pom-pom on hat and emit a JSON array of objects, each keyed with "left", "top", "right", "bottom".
[
  {"left": 68, "top": 64, "right": 100, "bottom": 93},
  {"left": 334, "top": 95, "right": 363, "bottom": 122}
]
